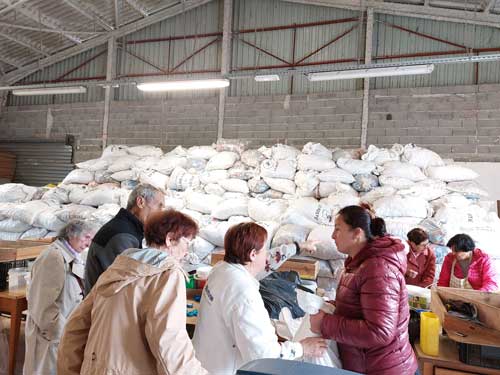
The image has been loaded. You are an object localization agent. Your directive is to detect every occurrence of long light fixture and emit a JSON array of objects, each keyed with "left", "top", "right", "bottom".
[
  {"left": 254, "top": 74, "right": 280, "bottom": 82},
  {"left": 307, "top": 64, "right": 434, "bottom": 82},
  {"left": 12, "top": 86, "right": 87, "bottom": 96},
  {"left": 137, "top": 79, "right": 229, "bottom": 92}
]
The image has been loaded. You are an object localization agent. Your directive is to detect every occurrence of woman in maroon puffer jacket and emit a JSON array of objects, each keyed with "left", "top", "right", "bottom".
[{"left": 310, "top": 205, "right": 418, "bottom": 375}]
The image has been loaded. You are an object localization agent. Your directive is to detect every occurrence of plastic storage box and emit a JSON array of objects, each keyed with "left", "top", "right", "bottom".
[{"left": 458, "top": 342, "right": 500, "bottom": 370}]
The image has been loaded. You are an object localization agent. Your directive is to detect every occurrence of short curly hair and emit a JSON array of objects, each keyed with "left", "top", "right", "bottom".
[{"left": 144, "top": 209, "right": 198, "bottom": 247}]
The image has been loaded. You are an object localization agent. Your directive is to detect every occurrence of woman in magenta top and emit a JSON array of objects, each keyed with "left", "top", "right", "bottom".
[{"left": 438, "top": 233, "right": 498, "bottom": 292}]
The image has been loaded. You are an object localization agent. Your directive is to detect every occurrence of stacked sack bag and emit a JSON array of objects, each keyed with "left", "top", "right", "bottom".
[{"left": 0, "top": 140, "right": 498, "bottom": 291}]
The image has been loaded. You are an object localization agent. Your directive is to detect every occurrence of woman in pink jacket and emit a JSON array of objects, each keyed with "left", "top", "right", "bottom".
[
  {"left": 310, "top": 205, "right": 417, "bottom": 375},
  {"left": 438, "top": 233, "right": 498, "bottom": 292}
]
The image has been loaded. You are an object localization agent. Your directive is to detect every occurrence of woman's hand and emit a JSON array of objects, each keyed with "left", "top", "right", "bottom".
[
  {"left": 310, "top": 310, "right": 326, "bottom": 334},
  {"left": 298, "top": 240, "right": 321, "bottom": 255},
  {"left": 300, "top": 337, "right": 328, "bottom": 358}
]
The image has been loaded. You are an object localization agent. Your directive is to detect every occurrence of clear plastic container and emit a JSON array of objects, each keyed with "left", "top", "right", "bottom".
[{"left": 8, "top": 267, "right": 29, "bottom": 290}]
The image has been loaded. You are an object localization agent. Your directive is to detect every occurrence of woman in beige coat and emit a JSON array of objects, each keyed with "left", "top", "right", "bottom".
[
  {"left": 57, "top": 209, "right": 208, "bottom": 375},
  {"left": 24, "top": 220, "right": 96, "bottom": 375}
]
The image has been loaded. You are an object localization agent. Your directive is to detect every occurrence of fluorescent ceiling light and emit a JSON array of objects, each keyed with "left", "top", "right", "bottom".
[
  {"left": 12, "top": 86, "right": 87, "bottom": 96},
  {"left": 307, "top": 64, "right": 434, "bottom": 82},
  {"left": 137, "top": 79, "right": 229, "bottom": 92},
  {"left": 254, "top": 74, "right": 280, "bottom": 82}
]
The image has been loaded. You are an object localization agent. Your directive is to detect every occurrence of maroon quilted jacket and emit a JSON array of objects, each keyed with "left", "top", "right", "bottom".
[{"left": 321, "top": 236, "right": 418, "bottom": 375}]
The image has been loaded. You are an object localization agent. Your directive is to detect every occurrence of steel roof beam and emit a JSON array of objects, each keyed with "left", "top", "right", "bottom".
[
  {"left": 0, "top": 55, "right": 23, "bottom": 68},
  {"left": 60, "top": 0, "right": 114, "bottom": 31},
  {"left": 0, "top": 0, "right": 82, "bottom": 44},
  {"left": 0, "top": 0, "right": 30, "bottom": 16},
  {"left": 4, "top": 0, "right": 213, "bottom": 84},
  {"left": 0, "top": 29, "right": 51, "bottom": 56},
  {"left": 124, "top": 0, "right": 149, "bottom": 16},
  {"left": 282, "top": 0, "right": 500, "bottom": 28}
]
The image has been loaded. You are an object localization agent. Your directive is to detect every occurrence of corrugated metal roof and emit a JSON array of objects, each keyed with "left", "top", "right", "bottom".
[{"left": 2, "top": 0, "right": 500, "bottom": 101}]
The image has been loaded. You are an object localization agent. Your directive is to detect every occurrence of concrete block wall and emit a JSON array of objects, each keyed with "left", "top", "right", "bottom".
[
  {"left": 1, "top": 83, "right": 500, "bottom": 163},
  {"left": 107, "top": 98, "right": 219, "bottom": 153},
  {"left": 224, "top": 92, "right": 363, "bottom": 149},
  {"left": 0, "top": 102, "right": 103, "bottom": 162},
  {"left": 368, "top": 84, "right": 500, "bottom": 162}
]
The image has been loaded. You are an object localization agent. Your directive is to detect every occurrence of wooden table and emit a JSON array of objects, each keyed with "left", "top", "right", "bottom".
[
  {"left": 211, "top": 251, "right": 319, "bottom": 280},
  {"left": 415, "top": 336, "right": 500, "bottom": 375},
  {"left": 0, "top": 288, "right": 27, "bottom": 375}
]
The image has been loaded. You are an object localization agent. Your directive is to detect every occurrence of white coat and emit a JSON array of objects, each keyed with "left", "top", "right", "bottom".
[
  {"left": 192, "top": 261, "right": 303, "bottom": 375},
  {"left": 23, "top": 239, "right": 84, "bottom": 375}
]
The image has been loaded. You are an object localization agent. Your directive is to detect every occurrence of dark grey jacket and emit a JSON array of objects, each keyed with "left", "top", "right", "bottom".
[{"left": 83, "top": 208, "right": 143, "bottom": 295}]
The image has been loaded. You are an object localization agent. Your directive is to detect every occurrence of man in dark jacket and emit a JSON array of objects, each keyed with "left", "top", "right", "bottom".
[{"left": 83, "top": 183, "right": 165, "bottom": 294}]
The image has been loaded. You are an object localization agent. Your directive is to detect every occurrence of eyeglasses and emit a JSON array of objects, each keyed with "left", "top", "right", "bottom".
[{"left": 180, "top": 237, "right": 195, "bottom": 248}]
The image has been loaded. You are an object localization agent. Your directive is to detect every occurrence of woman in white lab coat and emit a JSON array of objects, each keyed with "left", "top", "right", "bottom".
[
  {"left": 193, "top": 222, "right": 327, "bottom": 375},
  {"left": 23, "top": 220, "right": 96, "bottom": 375}
]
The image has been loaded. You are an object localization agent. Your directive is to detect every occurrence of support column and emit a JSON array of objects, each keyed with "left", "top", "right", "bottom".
[
  {"left": 217, "top": 0, "right": 232, "bottom": 140},
  {"left": 102, "top": 37, "right": 116, "bottom": 149},
  {"left": 361, "top": 8, "right": 373, "bottom": 149}
]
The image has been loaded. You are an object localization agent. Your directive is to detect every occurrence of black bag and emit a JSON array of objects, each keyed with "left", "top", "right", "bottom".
[{"left": 259, "top": 271, "right": 311, "bottom": 320}]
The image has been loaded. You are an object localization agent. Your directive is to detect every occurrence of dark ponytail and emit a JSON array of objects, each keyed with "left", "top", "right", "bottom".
[
  {"left": 370, "top": 217, "right": 387, "bottom": 238},
  {"left": 338, "top": 205, "right": 374, "bottom": 241}
]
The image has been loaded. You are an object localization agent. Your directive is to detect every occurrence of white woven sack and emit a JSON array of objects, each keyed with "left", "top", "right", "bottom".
[
  {"left": 426, "top": 165, "right": 478, "bottom": 182},
  {"left": 248, "top": 197, "right": 288, "bottom": 222},
  {"left": 62, "top": 169, "right": 94, "bottom": 185},
  {"left": 318, "top": 168, "right": 355, "bottom": 184},
  {"left": 218, "top": 179, "right": 249, "bottom": 194},
  {"left": 336, "top": 158, "right": 375, "bottom": 175},
  {"left": 212, "top": 198, "right": 249, "bottom": 220},
  {"left": 206, "top": 151, "right": 239, "bottom": 170},
  {"left": 260, "top": 159, "right": 297, "bottom": 180},
  {"left": 297, "top": 154, "right": 336, "bottom": 171},
  {"left": 373, "top": 196, "right": 429, "bottom": 219},
  {"left": 263, "top": 177, "right": 296, "bottom": 195}
]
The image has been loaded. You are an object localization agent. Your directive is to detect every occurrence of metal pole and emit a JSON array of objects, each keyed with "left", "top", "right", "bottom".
[
  {"left": 218, "top": 0, "right": 232, "bottom": 141},
  {"left": 102, "top": 37, "right": 116, "bottom": 150},
  {"left": 361, "top": 8, "right": 373, "bottom": 149}
]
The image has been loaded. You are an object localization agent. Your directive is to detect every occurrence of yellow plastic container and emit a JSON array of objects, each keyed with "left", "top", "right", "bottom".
[{"left": 420, "top": 312, "right": 440, "bottom": 356}]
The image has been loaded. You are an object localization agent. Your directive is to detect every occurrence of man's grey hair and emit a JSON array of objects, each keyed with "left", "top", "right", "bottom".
[
  {"left": 58, "top": 220, "right": 98, "bottom": 241},
  {"left": 126, "top": 183, "right": 163, "bottom": 210}
]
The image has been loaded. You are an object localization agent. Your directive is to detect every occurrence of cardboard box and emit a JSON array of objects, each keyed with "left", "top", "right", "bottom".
[{"left": 431, "top": 287, "right": 500, "bottom": 347}]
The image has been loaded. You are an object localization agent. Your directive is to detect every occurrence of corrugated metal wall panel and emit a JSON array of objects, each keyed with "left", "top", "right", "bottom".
[
  {"left": 230, "top": 0, "right": 361, "bottom": 96},
  {"left": 372, "top": 14, "right": 500, "bottom": 89},
  {"left": 117, "top": 0, "right": 221, "bottom": 101},
  {"left": 0, "top": 141, "right": 74, "bottom": 186},
  {"left": 9, "top": 46, "right": 107, "bottom": 106}
]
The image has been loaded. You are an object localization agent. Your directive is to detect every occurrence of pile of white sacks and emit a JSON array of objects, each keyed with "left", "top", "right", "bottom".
[{"left": 0, "top": 141, "right": 499, "bottom": 290}]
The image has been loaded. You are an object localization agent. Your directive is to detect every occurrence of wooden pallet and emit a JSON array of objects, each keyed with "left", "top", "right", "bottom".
[{"left": 210, "top": 251, "right": 319, "bottom": 280}]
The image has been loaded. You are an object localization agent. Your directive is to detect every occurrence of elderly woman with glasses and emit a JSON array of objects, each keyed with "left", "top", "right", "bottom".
[
  {"left": 405, "top": 228, "right": 436, "bottom": 288},
  {"left": 24, "top": 220, "right": 97, "bottom": 375},
  {"left": 57, "top": 210, "right": 208, "bottom": 375}
]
